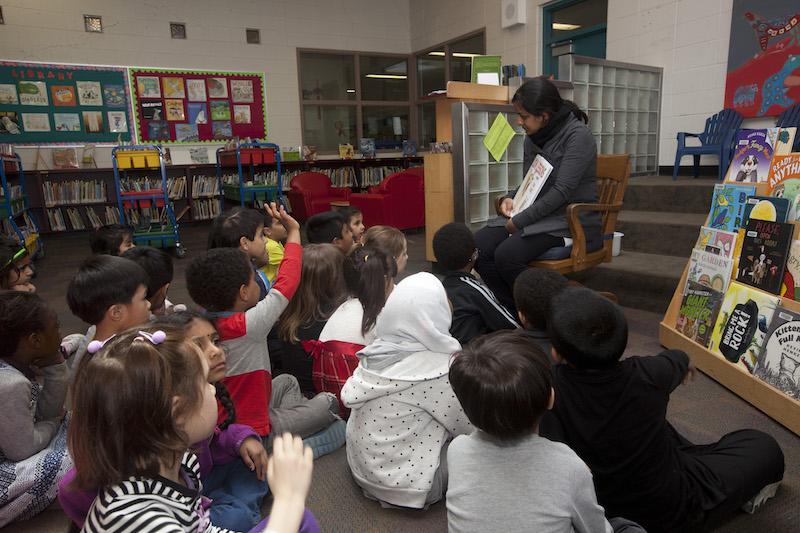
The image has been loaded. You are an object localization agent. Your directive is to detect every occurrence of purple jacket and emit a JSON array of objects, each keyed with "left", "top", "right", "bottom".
[{"left": 58, "top": 423, "right": 258, "bottom": 528}]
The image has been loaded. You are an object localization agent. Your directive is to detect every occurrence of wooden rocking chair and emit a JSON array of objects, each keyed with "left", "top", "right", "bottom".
[{"left": 528, "top": 154, "right": 631, "bottom": 275}]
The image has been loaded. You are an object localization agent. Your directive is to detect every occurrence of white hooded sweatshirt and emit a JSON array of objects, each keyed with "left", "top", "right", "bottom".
[{"left": 341, "top": 272, "right": 473, "bottom": 509}]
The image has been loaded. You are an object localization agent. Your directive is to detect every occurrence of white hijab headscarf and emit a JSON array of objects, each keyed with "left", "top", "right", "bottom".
[{"left": 357, "top": 272, "right": 461, "bottom": 372}]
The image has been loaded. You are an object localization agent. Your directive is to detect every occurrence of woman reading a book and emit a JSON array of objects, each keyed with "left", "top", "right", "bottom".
[{"left": 474, "top": 77, "right": 600, "bottom": 313}]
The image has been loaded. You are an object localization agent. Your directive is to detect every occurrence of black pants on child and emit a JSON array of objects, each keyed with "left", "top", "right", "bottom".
[
  {"left": 675, "top": 427, "right": 785, "bottom": 531},
  {"left": 474, "top": 226, "right": 564, "bottom": 313}
]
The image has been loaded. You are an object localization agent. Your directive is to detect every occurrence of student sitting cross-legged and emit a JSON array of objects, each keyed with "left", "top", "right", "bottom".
[
  {"left": 447, "top": 330, "right": 645, "bottom": 533},
  {"left": 342, "top": 272, "right": 472, "bottom": 509},
  {"left": 540, "top": 287, "right": 786, "bottom": 533}
]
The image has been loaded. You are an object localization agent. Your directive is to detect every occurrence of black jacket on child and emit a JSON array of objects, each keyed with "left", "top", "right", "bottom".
[{"left": 441, "top": 271, "right": 519, "bottom": 346}]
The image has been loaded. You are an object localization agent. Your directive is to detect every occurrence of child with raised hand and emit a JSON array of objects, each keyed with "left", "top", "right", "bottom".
[
  {"left": 89, "top": 223, "right": 134, "bottom": 256},
  {"left": 342, "top": 272, "right": 473, "bottom": 509},
  {"left": 261, "top": 214, "right": 289, "bottom": 285},
  {"left": 447, "top": 330, "right": 640, "bottom": 533},
  {"left": 0, "top": 291, "right": 71, "bottom": 526},
  {"left": 63, "top": 255, "right": 150, "bottom": 367},
  {"left": 362, "top": 225, "right": 408, "bottom": 274},
  {"left": 187, "top": 203, "right": 344, "bottom": 459},
  {"left": 541, "top": 287, "right": 785, "bottom": 532},
  {"left": 433, "top": 222, "right": 518, "bottom": 345},
  {"left": 271, "top": 244, "right": 347, "bottom": 394},
  {"left": 122, "top": 245, "right": 186, "bottom": 316},
  {"left": 0, "top": 235, "right": 36, "bottom": 292},
  {"left": 304, "top": 211, "right": 353, "bottom": 254},
  {"left": 312, "top": 245, "right": 396, "bottom": 414},
  {"left": 69, "top": 325, "right": 319, "bottom": 533},
  {"left": 208, "top": 206, "right": 272, "bottom": 299},
  {"left": 512, "top": 267, "right": 568, "bottom": 357}
]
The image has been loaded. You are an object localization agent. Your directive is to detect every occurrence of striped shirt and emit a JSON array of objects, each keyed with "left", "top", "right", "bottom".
[
  {"left": 441, "top": 272, "right": 519, "bottom": 345},
  {"left": 82, "top": 453, "right": 236, "bottom": 533}
]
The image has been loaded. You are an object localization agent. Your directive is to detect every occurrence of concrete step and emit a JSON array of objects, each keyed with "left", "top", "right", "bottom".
[
  {"left": 616, "top": 210, "right": 707, "bottom": 257},
  {"left": 623, "top": 175, "right": 717, "bottom": 214},
  {"left": 577, "top": 251, "right": 687, "bottom": 315}
]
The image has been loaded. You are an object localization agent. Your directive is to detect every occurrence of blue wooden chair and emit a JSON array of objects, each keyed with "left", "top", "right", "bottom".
[
  {"left": 672, "top": 109, "right": 743, "bottom": 181},
  {"left": 776, "top": 103, "right": 800, "bottom": 152}
]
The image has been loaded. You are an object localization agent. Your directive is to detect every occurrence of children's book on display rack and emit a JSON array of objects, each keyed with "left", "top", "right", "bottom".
[{"left": 661, "top": 126, "right": 800, "bottom": 436}]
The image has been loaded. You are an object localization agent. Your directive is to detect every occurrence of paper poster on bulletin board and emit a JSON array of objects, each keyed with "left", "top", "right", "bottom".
[
  {"left": 0, "top": 61, "right": 133, "bottom": 144},
  {"left": 725, "top": 1, "right": 800, "bottom": 118},
  {"left": 129, "top": 68, "right": 267, "bottom": 144}
]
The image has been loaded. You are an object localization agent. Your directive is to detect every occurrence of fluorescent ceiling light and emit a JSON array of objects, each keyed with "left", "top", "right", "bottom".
[
  {"left": 552, "top": 23, "right": 580, "bottom": 30},
  {"left": 346, "top": 89, "right": 356, "bottom": 93},
  {"left": 427, "top": 51, "right": 445, "bottom": 56},
  {"left": 365, "top": 74, "right": 407, "bottom": 79},
  {"left": 452, "top": 52, "right": 481, "bottom": 58}
]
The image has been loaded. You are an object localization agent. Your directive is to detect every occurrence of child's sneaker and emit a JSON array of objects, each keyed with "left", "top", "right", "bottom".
[{"left": 742, "top": 481, "right": 781, "bottom": 514}]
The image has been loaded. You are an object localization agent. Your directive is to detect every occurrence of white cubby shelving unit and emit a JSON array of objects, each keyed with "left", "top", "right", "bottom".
[
  {"left": 558, "top": 55, "right": 663, "bottom": 175},
  {"left": 452, "top": 102, "right": 526, "bottom": 233}
]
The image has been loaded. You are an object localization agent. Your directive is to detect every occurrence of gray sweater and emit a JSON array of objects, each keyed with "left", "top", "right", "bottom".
[
  {"left": 446, "top": 431, "right": 612, "bottom": 533},
  {"left": 510, "top": 115, "right": 600, "bottom": 239}
]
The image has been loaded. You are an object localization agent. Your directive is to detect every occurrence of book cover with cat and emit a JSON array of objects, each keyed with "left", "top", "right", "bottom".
[
  {"left": 736, "top": 219, "right": 793, "bottom": 295},
  {"left": 724, "top": 129, "right": 775, "bottom": 183},
  {"left": 755, "top": 307, "right": 800, "bottom": 399},
  {"left": 707, "top": 184, "right": 757, "bottom": 232},
  {"left": 676, "top": 281, "right": 724, "bottom": 347},
  {"left": 709, "top": 281, "right": 780, "bottom": 374}
]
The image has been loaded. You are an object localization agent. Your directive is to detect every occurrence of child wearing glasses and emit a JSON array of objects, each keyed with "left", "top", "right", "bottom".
[{"left": 0, "top": 235, "right": 35, "bottom": 292}]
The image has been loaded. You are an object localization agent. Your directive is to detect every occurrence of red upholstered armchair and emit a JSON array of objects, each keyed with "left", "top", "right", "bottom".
[
  {"left": 349, "top": 169, "right": 424, "bottom": 230},
  {"left": 286, "top": 172, "right": 351, "bottom": 221}
]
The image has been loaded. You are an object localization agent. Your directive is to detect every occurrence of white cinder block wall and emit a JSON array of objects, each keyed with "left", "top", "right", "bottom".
[
  {"left": 0, "top": 0, "right": 411, "bottom": 167},
  {"left": 606, "top": 0, "right": 771, "bottom": 167}
]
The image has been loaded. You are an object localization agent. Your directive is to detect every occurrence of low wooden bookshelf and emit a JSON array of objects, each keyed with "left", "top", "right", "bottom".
[{"left": 659, "top": 192, "right": 800, "bottom": 436}]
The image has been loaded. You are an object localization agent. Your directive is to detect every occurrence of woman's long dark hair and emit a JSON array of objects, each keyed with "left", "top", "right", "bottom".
[
  {"left": 344, "top": 246, "right": 396, "bottom": 336},
  {"left": 153, "top": 310, "right": 236, "bottom": 430},
  {"left": 512, "top": 77, "right": 588, "bottom": 124}
]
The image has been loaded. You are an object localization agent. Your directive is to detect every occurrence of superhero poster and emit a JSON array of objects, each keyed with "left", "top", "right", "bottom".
[{"left": 725, "top": 1, "right": 800, "bottom": 118}]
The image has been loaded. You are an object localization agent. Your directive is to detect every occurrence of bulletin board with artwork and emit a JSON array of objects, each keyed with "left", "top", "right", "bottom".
[
  {"left": 725, "top": 0, "right": 800, "bottom": 118},
  {"left": 0, "top": 61, "right": 133, "bottom": 144},
  {"left": 129, "top": 68, "right": 267, "bottom": 144}
]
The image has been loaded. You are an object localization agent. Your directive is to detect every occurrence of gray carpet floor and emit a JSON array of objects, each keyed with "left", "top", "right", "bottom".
[{"left": 7, "top": 224, "right": 798, "bottom": 532}]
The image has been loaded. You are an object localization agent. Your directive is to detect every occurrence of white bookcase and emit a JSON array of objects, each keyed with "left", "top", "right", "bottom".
[
  {"left": 558, "top": 55, "right": 663, "bottom": 175},
  {"left": 452, "top": 102, "right": 526, "bottom": 233}
]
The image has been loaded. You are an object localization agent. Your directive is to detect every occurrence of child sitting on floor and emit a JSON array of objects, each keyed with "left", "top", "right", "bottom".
[
  {"left": 340, "top": 206, "right": 365, "bottom": 246},
  {"left": 59, "top": 311, "right": 271, "bottom": 532},
  {"left": 121, "top": 245, "right": 186, "bottom": 316},
  {"left": 69, "top": 325, "right": 319, "bottom": 533},
  {"left": 270, "top": 244, "right": 347, "bottom": 395},
  {"left": 342, "top": 272, "right": 472, "bottom": 509},
  {"left": 89, "top": 223, "right": 134, "bottom": 256},
  {"left": 187, "top": 203, "right": 345, "bottom": 459},
  {"left": 208, "top": 206, "right": 272, "bottom": 299},
  {"left": 540, "top": 287, "right": 785, "bottom": 532},
  {"left": 447, "top": 330, "right": 645, "bottom": 533},
  {"left": 64, "top": 255, "right": 151, "bottom": 367},
  {"left": 261, "top": 213, "right": 288, "bottom": 285},
  {"left": 433, "top": 222, "right": 518, "bottom": 345},
  {"left": 362, "top": 225, "right": 408, "bottom": 274},
  {"left": 312, "top": 245, "right": 396, "bottom": 414},
  {"left": 305, "top": 211, "right": 354, "bottom": 254},
  {"left": 0, "top": 292, "right": 72, "bottom": 527},
  {"left": 0, "top": 235, "right": 36, "bottom": 292},
  {"left": 513, "top": 267, "right": 568, "bottom": 357}
]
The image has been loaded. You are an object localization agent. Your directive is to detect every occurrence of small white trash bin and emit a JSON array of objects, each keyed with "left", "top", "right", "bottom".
[{"left": 612, "top": 232, "right": 624, "bottom": 257}]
